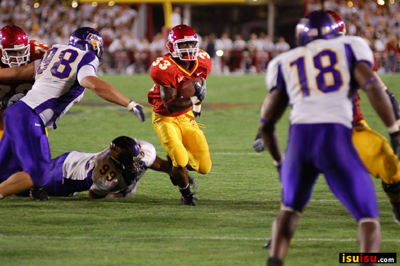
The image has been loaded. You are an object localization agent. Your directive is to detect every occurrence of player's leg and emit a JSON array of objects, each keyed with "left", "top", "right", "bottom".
[
  {"left": 324, "top": 124, "right": 381, "bottom": 252},
  {"left": 34, "top": 152, "right": 77, "bottom": 197},
  {"left": 152, "top": 112, "right": 195, "bottom": 205},
  {"left": 0, "top": 102, "right": 51, "bottom": 200},
  {"left": 358, "top": 218, "right": 381, "bottom": 252},
  {"left": 182, "top": 117, "right": 211, "bottom": 175},
  {"left": 268, "top": 124, "right": 320, "bottom": 264},
  {"left": 268, "top": 207, "right": 301, "bottom": 266}
]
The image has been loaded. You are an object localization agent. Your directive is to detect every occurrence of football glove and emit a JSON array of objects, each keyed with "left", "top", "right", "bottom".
[
  {"left": 253, "top": 130, "right": 266, "bottom": 152},
  {"left": 0, "top": 93, "right": 24, "bottom": 110},
  {"left": 253, "top": 138, "right": 266, "bottom": 152},
  {"left": 191, "top": 78, "right": 207, "bottom": 103},
  {"left": 390, "top": 130, "right": 400, "bottom": 159},
  {"left": 126, "top": 101, "right": 145, "bottom": 122}
]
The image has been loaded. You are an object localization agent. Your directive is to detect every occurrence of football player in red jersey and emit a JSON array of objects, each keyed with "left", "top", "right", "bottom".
[
  {"left": 0, "top": 24, "right": 50, "bottom": 140},
  {"left": 148, "top": 24, "right": 212, "bottom": 206}
]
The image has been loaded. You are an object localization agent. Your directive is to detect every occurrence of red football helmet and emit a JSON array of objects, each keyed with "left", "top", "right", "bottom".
[
  {"left": 166, "top": 24, "right": 199, "bottom": 61},
  {"left": 326, "top": 10, "right": 346, "bottom": 36},
  {"left": 0, "top": 25, "right": 30, "bottom": 67}
]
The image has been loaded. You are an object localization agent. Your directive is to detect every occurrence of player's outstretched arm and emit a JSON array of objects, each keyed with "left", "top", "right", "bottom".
[
  {"left": 0, "top": 61, "right": 35, "bottom": 81},
  {"left": 81, "top": 76, "right": 145, "bottom": 122}
]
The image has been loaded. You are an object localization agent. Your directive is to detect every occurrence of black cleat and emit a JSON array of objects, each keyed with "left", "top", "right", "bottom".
[
  {"left": 30, "top": 186, "right": 49, "bottom": 201},
  {"left": 181, "top": 193, "right": 197, "bottom": 206},
  {"left": 263, "top": 239, "right": 271, "bottom": 249}
]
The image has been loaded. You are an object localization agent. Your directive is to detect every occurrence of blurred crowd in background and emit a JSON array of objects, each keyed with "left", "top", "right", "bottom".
[
  {"left": 2, "top": 0, "right": 400, "bottom": 74},
  {"left": 308, "top": 0, "right": 400, "bottom": 74}
]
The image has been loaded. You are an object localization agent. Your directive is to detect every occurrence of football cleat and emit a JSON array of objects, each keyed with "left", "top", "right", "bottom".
[
  {"left": 30, "top": 186, "right": 49, "bottom": 201},
  {"left": 181, "top": 193, "right": 197, "bottom": 206},
  {"left": 263, "top": 239, "right": 271, "bottom": 249}
]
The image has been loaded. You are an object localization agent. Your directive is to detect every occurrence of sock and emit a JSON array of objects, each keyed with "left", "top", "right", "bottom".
[
  {"left": 179, "top": 184, "right": 192, "bottom": 197},
  {"left": 267, "top": 257, "right": 283, "bottom": 266}
]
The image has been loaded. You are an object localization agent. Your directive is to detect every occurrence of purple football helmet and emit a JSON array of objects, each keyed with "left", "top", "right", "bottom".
[
  {"left": 69, "top": 27, "right": 103, "bottom": 60},
  {"left": 295, "top": 10, "right": 340, "bottom": 46},
  {"left": 110, "top": 136, "right": 144, "bottom": 185}
]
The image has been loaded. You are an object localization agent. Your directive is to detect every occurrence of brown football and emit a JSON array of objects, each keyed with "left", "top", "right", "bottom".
[{"left": 177, "top": 78, "right": 202, "bottom": 98}]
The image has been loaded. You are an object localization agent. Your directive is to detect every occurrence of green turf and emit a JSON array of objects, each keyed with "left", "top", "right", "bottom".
[{"left": 1, "top": 74, "right": 399, "bottom": 266}]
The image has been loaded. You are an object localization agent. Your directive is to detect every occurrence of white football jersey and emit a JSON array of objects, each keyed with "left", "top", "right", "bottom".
[
  {"left": 22, "top": 44, "right": 99, "bottom": 129},
  {"left": 265, "top": 36, "right": 374, "bottom": 128},
  {"left": 62, "top": 139, "right": 156, "bottom": 197}
]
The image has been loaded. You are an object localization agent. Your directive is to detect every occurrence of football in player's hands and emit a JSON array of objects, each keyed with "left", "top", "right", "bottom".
[{"left": 177, "top": 78, "right": 202, "bottom": 98}]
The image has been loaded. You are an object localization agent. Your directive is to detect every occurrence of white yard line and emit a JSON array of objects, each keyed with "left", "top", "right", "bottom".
[{"left": 0, "top": 234, "right": 399, "bottom": 242}]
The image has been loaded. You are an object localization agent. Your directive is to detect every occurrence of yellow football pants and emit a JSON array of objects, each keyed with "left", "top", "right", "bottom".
[
  {"left": 152, "top": 111, "right": 211, "bottom": 175},
  {"left": 353, "top": 120, "right": 400, "bottom": 184}
]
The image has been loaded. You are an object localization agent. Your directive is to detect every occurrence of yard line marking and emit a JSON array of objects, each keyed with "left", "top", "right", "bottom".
[{"left": 0, "top": 234, "right": 399, "bottom": 242}]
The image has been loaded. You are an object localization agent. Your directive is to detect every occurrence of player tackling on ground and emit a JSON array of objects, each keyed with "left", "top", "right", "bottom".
[
  {"left": 0, "top": 27, "right": 145, "bottom": 201},
  {"left": 259, "top": 10, "right": 400, "bottom": 266},
  {"left": 148, "top": 24, "right": 212, "bottom": 206}
]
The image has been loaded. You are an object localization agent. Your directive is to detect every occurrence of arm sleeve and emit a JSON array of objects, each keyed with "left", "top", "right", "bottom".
[{"left": 77, "top": 65, "right": 97, "bottom": 84}]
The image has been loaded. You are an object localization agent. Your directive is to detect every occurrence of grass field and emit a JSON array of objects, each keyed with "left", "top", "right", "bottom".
[{"left": 1, "top": 74, "right": 399, "bottom": 266}]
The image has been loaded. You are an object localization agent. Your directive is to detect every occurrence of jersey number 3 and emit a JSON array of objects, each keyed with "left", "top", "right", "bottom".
[{"left": 290, "top": 49, "right": 344, "bottom": 97}]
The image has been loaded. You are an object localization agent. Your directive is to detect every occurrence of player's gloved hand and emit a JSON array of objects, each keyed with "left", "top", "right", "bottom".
[
  {"left": 126, "top": 101, "right": 145, "bottom": 122},
  {"left": 191, "top": 78, "right": 207, "bottom": 103},
  {"left": 253, "top": 130, "right": 266, "bottom": 152},
  {"left": 0, "top": 93, "right": 24, "bottom": 110},
  {"left": 253, "top": 138, "right": 266, "bottom": 152},
  {"left": 390, "top": 130, "right": 400, "bottom": 159},
  {"left": 8, "top": 93, "right": 24, "bottom": 107}
]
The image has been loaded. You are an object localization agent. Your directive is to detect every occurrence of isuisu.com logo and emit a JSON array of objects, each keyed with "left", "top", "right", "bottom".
[{"left": 339, "top": 253, "right": 397, "bottom": 264}]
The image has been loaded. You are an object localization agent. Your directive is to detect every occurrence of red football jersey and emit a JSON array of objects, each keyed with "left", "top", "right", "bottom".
[
  {"left": 0, "top": 39, "right": 50, "bottom": 99},
  {"left": 148, "top": 50, "right": 212, "bottom": 116}
]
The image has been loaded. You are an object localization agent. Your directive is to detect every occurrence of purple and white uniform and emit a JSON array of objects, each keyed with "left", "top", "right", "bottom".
[
  {"left": 266, "top": 36, "right": 379, "bottom": 221},
  {"left": 0, "top": 44, "right": 99, "bottom": 187},
  {"left": 44, "top": 140, "right": 156, "bottom": 197}
]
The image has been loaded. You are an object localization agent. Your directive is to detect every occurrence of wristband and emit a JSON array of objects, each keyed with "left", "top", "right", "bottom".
[
  {"left": 260, "top": 118, "right": 275, "bottom": 125},
  {"left": 387, "top": 123, "right": 400, "bottom": 134},
  {"left": 193, "top": 104, "right": 201, "bottom": 112},
  {"left": 362, "top": 77, "right": 377, "bottom": 91},
  {"left": 126, "top": 100, "right": 137, "bottom": 111}
]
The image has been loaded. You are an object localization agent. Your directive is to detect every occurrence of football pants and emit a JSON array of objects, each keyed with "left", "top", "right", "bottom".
[
  {"left": 152, "top": 111, "right": 211, "bottom": 175},
  {"left": 353, "top": 120, "right": 400, "bottom": 184}
]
